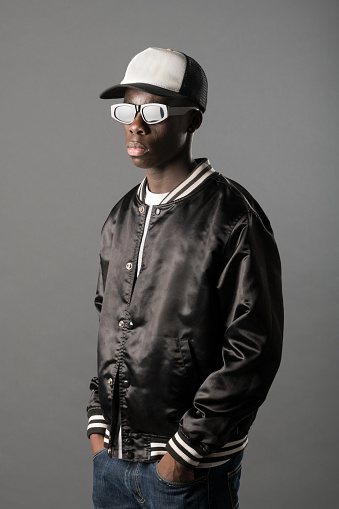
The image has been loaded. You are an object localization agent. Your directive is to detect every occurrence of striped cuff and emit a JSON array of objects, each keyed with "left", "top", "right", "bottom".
[
  {"left": 166, "top": 431, "right": 204, "bottom": 470},
  {"left": 166, "top": 429, "right": 249, "bottom": 470},
  {"left": 87, "top": 411, "right": 108, "bottom": 438}
]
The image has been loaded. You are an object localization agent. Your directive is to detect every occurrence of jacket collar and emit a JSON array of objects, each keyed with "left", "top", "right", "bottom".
[{"left": 137, "top": 158, "right": 215, "bottom": 205}]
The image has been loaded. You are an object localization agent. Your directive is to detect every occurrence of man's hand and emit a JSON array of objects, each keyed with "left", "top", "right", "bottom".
[
  {"left": 90, "top": 433, "right": 105, "bottom": 455},
  {"left": 158, "top": 452, "right": 194, "bottom": 482}
]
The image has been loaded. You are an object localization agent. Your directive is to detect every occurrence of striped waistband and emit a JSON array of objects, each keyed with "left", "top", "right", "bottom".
[{"left": 101, "top": 426, "right": 248, "bottom": 469}]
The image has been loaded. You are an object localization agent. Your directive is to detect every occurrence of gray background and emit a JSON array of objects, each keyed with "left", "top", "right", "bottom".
[{"left": 1, "top": 0, "right": 338, "bottom": 508}]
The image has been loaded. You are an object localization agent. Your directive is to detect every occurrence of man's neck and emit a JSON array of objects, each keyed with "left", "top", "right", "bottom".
[{"left": 146, "top": 157, "right": 196, "bottom": 194}]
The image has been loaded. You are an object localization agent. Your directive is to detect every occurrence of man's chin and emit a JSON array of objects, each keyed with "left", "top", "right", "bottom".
[{"left": 128, "top": 156, "right": 149, "bottom": 169}]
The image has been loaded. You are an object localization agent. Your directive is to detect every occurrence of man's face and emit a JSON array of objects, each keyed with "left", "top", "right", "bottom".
[{"left": 122, "top": 88, "right": 192, "bottom": 172}]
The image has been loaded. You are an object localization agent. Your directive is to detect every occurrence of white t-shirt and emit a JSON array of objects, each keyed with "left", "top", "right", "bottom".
[{"left": 137, "top": 186, "right": 169, "bottom": 276}]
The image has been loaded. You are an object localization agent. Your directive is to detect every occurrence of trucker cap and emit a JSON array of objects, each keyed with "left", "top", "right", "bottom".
[{"left": 100, "top": 47, "right": 208, "bottom": 112}]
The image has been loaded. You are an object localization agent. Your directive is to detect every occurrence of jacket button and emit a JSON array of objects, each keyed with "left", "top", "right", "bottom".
[
  {"left": 127, "top": 321, "right": 133, "bottom": 330},
  {"left": 126, "top": 262, "right": 133, "bottom": 270},
  {"left": 139, "top": 206, "right": 145, "bottom": 213},
  {"left": 122, "top": 379, "right": 130, "bottom": 388},
  {"left": 155, "top": 208, "right": 161, "bottom": 215},
  {"left": 108, "top": 378, "right": 113, "bottom": 385},
  {"left": 125, "top": 438, "right": 134, "bottom": 446},
  {"left": 126, "top": 451, "right": 134, "bottom": 459},
  {"left": 118, "top": 320, "right": 124, "bottom": 327}
]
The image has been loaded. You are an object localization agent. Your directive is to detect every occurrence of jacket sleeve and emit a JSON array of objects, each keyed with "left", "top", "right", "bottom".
[
  {"left": 167, "top": 211, "right": 284, "bottom": 468},
  {"left": 86, "top": 264, "right": 109, "bottom": 438}
]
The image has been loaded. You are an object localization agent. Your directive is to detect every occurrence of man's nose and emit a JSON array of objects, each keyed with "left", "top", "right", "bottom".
[{"left": 129, "top": 113, "right": 150, "bottom": 134}]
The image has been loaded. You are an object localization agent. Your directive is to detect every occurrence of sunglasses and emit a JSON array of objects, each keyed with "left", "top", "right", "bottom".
[{"left": 111, "top": 103, "right": 199, "bottom": 125}]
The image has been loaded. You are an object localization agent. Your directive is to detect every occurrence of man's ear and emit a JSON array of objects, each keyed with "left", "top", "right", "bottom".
[{"left": 187, "top": 109, "right": 203, "bottom": 133}]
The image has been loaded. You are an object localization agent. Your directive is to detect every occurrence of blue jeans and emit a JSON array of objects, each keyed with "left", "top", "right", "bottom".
[{"left": 92, "top": 449, "right": 243, "bottom": 509}]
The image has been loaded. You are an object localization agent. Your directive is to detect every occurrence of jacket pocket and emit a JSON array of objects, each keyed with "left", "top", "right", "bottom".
[
  {"left": 178, "top": 338, "right": 200, "bottom": 388},
  {"left": 123, "top": 336, "right": 200, "bottom": 432}
]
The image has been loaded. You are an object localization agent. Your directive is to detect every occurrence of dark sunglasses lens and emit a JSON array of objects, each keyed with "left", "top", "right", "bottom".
[
  {"left": 142, "top": 104, "right": 166, "bottom": 124},
  {"left": 114, "top": 105, "right": 135, "bottom": 124}
]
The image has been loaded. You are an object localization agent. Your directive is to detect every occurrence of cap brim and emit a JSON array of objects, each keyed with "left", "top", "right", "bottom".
[{"left": 100, "top": 83, "right": 187, "bottom": 100}]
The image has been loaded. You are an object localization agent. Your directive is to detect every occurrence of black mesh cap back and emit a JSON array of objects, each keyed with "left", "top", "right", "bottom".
[{"left": 180, "top": 54, "right": 208, "bottom": 112}]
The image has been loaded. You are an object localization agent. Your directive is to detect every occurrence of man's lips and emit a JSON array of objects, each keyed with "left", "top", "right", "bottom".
[{"left": 126, "top": 141, "right": 148, "bottom": 157}]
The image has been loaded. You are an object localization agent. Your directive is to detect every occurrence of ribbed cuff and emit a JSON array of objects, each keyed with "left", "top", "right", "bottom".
[
  {"left": 166, "top": 430, "right": 204, "bottom": 470},
  {"left": 87, "top": 409, "right": 108, "bottom": 438}
]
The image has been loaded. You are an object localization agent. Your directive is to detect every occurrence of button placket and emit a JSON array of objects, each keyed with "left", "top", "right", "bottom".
[{"left": 113, "top": 203, "right": 143, "bottom": 444}]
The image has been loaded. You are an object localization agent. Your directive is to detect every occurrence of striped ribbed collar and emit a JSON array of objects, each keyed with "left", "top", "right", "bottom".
[{"left": 137, "top": 158, "right": 215, "bottom": 205}]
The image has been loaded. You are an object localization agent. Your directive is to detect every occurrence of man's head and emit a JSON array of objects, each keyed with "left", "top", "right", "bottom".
[
  {"left": 100, "top": 48, "right": 207, "bottom": 172},
  {"left": 121, "top": 88, "right": 203, "bottom": 171},
  {"left": 100, "top": 47, "right": 208, "bottom": 113}
]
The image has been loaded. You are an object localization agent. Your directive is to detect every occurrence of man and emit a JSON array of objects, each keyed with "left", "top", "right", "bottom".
[{"left": 87, "top": 47, "right": 283, "bottom": 509}]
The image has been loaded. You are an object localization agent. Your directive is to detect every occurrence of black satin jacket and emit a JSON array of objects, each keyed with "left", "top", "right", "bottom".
[{"left": 87, "top": 159, "right": 283, "bottom": 469}]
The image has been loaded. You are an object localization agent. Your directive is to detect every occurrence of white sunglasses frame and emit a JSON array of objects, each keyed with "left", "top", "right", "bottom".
[{"left": 111, "top": 103, "right": 199, "bottom": 125}]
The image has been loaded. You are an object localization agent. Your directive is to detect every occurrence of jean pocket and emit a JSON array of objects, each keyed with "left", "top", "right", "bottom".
[
  {"left": 154, "top": 462, "right": 207, "bottom": 488},
  {"left": 93, "top": 448, "right": 106, "bottom": 460},
  {"left": 227, "top": 462, "right": 242, "bottom": 509}
]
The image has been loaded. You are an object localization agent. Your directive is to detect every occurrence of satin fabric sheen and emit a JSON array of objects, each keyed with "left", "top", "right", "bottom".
[{"left": 88, "top": 170, "right": 283, "bottom": 462}]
